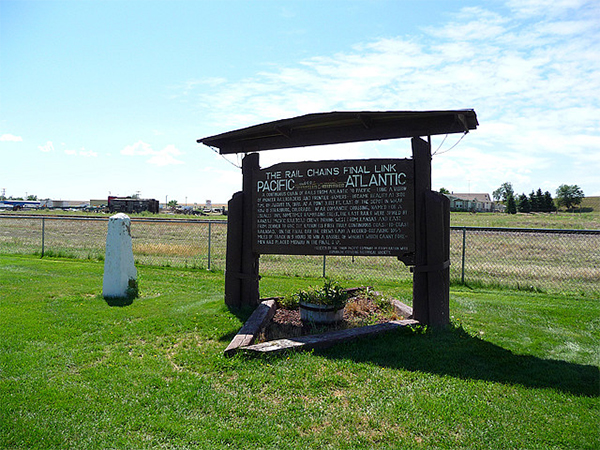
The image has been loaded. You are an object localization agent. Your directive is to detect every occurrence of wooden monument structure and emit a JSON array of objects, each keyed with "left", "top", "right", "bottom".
[{"left": 198, "top": 110, "right": 478, "bottom": 326}]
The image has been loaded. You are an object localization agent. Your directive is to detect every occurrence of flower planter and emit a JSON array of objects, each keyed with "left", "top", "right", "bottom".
[{"left": 299, "top": 301, "right": 345, "bottom": 324}]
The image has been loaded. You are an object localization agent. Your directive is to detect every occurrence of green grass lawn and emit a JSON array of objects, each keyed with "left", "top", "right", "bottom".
[{"left": 1, "top": 255, "right": 598, "bottom": 449}]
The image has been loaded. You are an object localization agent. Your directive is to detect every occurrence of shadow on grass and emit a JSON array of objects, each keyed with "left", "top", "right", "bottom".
[
  {"left": 316, "top": 325, "right": 599, "bottom": 398},
  {"left": 218, "top": 330, "right": 240, "bottom": 343},
  {"left": 104, "top": 296, "right": 134, "bottom": 307},
  {"left": 225, "top": 305, "right": 257, "bottom": 324},
  {"left": 216, "top": 305, "right": 261, "bottom": 343}
]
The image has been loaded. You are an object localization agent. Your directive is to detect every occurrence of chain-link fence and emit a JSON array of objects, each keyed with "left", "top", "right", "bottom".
[
  {"left": 262, "top": 227, "right": 600, "bottom": 296},
  {"left": 0, "top": 216, "right": 227, "bottom": 270},
  {"left": 1, "top": 215, "right": 598, "bottom": 296}
]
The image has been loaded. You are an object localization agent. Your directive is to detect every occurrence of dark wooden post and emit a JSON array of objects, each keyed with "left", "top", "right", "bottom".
[
  {"left": 411, "top": 136, "right": 450, "bottom": 327},
  {"left": 442, "top": 191, "right": 450, "bottom": 323},
  {"left": 412, "top": 137, "right": 431, "bottom": 324},
  {"left": 424, "top": 191, "right": 450, "bottom": 326},
  {"left": 224, "top": 192, "right": 243, "bottom": 309},
  {"left": 224, "top": 153, "right": 261, "bottom": 310},
  {"left": 240, "top": 153, "right": 260, "bottom": 308}
]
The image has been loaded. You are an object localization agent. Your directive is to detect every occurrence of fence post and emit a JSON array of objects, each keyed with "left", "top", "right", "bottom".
[
  {"left": 461, "top": 227, "right": 466, "bottom": 284},
  {"left": 207, "top": 220, "right": 212, "bottom": 270},
  {"left": 322, "top": 255, "right": 326, "bottom": 278},
  {"left": 41, "top": 217, "right": 45, "bottom": 258}
]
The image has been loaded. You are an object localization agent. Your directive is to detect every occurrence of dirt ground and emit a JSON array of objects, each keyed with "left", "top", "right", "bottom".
[{"left": 259, "top": 294, "right": 400, "bottom": 342}]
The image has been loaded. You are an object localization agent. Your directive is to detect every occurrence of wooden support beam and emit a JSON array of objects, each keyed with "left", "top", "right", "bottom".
[
  {"left": 224, "top": 192, "right": 243, "bottom": 309},
  {"left": 411, "top": 137, "right": 431, "bottom": 324},
  {"left": 425, "top": 191, "right": 450, "bottom": 327},
  {"left": 240, "top": 153, "right": 261, "bottom": 308}
]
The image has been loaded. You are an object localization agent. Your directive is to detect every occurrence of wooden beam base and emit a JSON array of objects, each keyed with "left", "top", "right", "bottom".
[
  {"left": 224, "top": 299, "right": 277, "bottom": 356},
  {"left": 390, "top": 299, "right": 413, "bottom": 319},
  {"left": 241, "top": 319, "right": 420, "bottom": 355}
]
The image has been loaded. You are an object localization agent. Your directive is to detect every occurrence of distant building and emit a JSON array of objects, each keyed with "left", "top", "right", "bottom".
[
  {"left": 39, "top": 199, "right": 88, "bottom": 209},
  {"left": 445, "top": 193, "right": 495, "bottom": 212},
  {"left": 108, "top": 196, "right": 159, "bottom": 214}
]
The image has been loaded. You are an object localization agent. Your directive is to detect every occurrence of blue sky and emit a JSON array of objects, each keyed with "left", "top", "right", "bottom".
[{"left": 1, "top": 0, "right": 599, "bottom": 204}]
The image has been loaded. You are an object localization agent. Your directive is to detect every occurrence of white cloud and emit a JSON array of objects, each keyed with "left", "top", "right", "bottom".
[
  {"left": 0, "top": 134, "right": 22, "bottom": 142},
  {"left": 121, "top": 141, "right": 154, "bottom": 156},
  {"left": 78, "top": 148, "right": 97, "bottom": 157},
  {"left": 199, "top": 2, "right": 599, "bottom": 120},
  {"left": 506, "top": 0, "right": 591, "bottom": 18},
  {"left": 64, "top": 146, "right": 97, "bottom": 157},
  {"left": 121, "top": 141, "right": 183, "bottom": 166},
  {"left": 191, "top": 1, "right": 600, "bottom": 196},
  {"left": 38, "top": 141, "right": 54, "bottom": 152},
  {"left": 426, "top": 7, "right": 508, "bottom": 41},
  {"left": 147, "top": 144, "right": 184, "bottom": 167}
]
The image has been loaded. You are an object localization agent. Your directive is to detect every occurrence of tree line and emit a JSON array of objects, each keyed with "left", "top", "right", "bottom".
[
  {"left": 0, "top": 194, "right": 38, "bottom": 201},
  {"left": 493, "top": 182, "right": 585, "bottom": 214}
]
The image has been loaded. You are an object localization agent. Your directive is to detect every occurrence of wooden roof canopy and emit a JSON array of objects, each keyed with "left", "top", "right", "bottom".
[{"left": 198, "top": 109, "right": 478, "bottom": 154}]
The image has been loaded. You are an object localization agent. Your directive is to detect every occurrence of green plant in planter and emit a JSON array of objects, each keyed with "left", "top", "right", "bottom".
[
  {"left": 278, "top": 279, "right": 351, "bottom": 311},
  {"left": 298, "top": 279, "right": 350, "bottom": 309},
  {"left": 279, "top": 292, "right": 300, "bottom": 309}
]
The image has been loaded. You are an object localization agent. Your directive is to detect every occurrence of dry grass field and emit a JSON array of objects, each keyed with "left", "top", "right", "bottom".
[{"left": 1, "top": 200, "right": 599, "bottom": 296}]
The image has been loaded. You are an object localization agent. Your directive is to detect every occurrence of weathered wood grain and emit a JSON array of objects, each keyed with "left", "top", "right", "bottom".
[
  {"left": 224, "top": 299, "right": 277, "bottom": 356},
  {"left": 390, "top": 299, "right": 413, "bottom": 319},
  {"left": 241, "top": 319, "right": 420, "bottom": 355}
]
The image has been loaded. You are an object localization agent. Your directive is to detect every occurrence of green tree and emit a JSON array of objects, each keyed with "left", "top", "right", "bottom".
[
  {"left": 26, "top": 194, "right": 38, "bottom": 201},
  {"left": 493, "top": 182, "right": 514, "bottom": 203},
  {"left": 506, "top": 193, "right": 517, "bottom": 214},
  {"left": 517, "top": 193, "right": 531, "bottom": 213},
  {"left": 167, "top": 200, "right": 178, "bottom": 208},
  {"left": 528, "top": 190, "right": 537, "bottom": 212},
  {"left": 543, "top": 191, "right": 556, "bottom": 212},
  {"left": 529, "top": 188, "right": 544, "bottom": 212},
  {"left": 438, "top": 187, "right": 450, "bottom": 195},
  {"left": 555, "top": 184, "right": 584, "bottom": 210}
]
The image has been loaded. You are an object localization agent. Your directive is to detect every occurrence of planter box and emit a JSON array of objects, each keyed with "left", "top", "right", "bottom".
[{"left": 299, "top": 301, "right": 344, "bottom": 324}]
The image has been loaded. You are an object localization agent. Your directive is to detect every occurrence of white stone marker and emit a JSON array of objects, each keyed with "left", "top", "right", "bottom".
[{"left": 102, "top": 213, "right": 137, "bottom": 298}]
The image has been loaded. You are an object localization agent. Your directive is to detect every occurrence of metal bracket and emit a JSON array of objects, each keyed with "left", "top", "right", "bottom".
[
  {"left": 410, "top": 260, "right": 451, "bottom": 273},
  {"left": 228, "top": 271, "right": 262, "bottom": 281}
]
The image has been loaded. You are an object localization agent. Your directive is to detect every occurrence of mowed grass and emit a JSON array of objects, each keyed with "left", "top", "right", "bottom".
[{"left": 1, "top": 255, "right": 598, "bottom": 449}]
